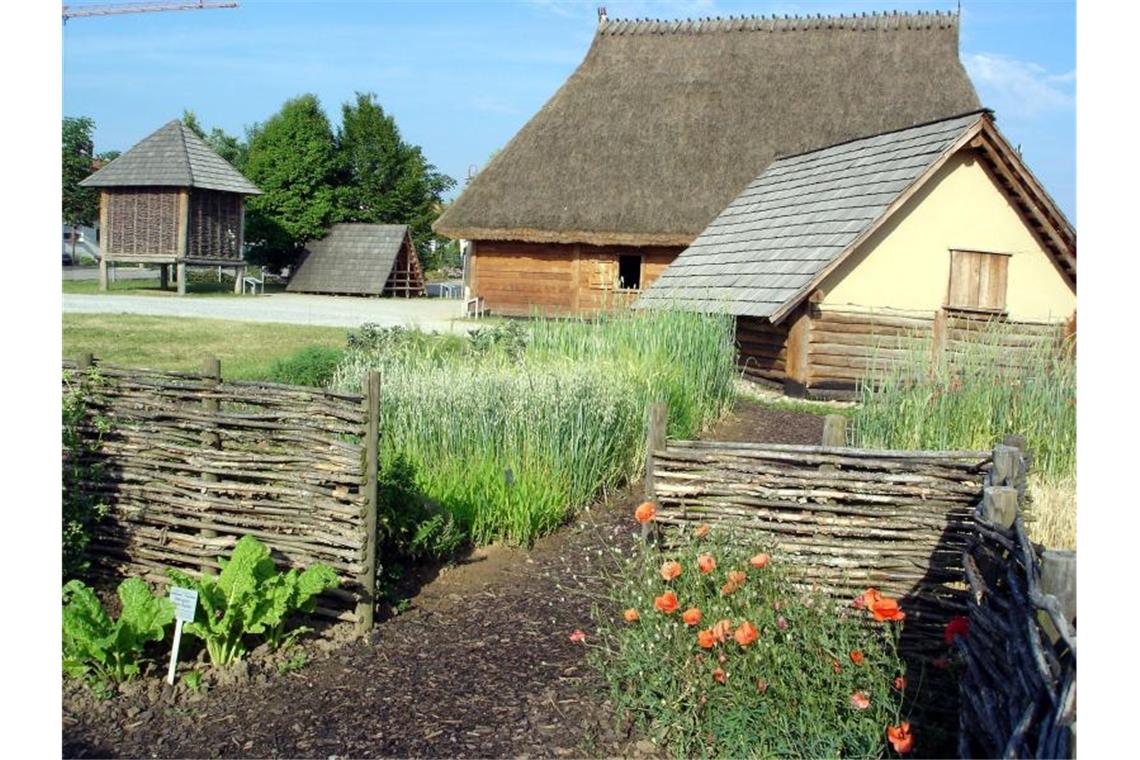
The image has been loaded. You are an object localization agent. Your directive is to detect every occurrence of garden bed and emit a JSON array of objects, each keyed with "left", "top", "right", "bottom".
[{"left": 63, "top": 399, "right": 824, "bottom": 758}]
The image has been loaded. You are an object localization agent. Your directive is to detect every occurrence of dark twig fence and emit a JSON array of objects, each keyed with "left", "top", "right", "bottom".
[
  {"left": 63, "top": 355, "right": 380, "bottom": 629},
  {"left": 643, "top": 403, "right": 1076, "bottom": 755},
  {"left": 958, "top": 441, "right": 1076, "bottom": 758}
]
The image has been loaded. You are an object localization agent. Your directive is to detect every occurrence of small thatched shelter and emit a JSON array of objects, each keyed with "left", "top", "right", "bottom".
[
  {"left": 286, "top": 224, "right": 425, "bottom": 297},
  {"left": 434, "top": 10, "right": 980, "bottom": 316},
  {"left": 79, "top": 119, "right": 261, "bottom": 294},
  {"left": 638, "top": 111, "right": 1076, "bottom": 398}
]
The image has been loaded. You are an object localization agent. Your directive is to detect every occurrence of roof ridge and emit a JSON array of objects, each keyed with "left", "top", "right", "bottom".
[
  {"left": 174, "top": 120, "right": 196, "bottom": 187},
  {"left": 598, "top": 9, "right": 960, "bottom": 36},
  {"left": 771, "top": 109, "right": 991, "bottom": 164}
]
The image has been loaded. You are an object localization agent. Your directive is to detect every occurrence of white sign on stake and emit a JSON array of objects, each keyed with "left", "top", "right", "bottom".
[{"left": 166, "top": 587, "right": 198, "bottom": 685}]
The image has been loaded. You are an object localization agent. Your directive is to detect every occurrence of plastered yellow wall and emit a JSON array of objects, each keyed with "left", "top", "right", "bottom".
[{"left": 818, "top": 151, "right": 1075, "bottom": 323}]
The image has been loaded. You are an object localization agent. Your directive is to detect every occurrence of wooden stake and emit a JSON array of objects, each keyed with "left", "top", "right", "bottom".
[
  {"left": 821, "top": 415, "right": 847, "bottom": 447},
  {"left": 1039, "top": 549, "right": 1076, "bottom": 630},
  {"left": 176, "top": 262, "right": 187, "bottom": 296},
  {"left": 643, "top": 401, "right": 667, "bottom": 542},
  {"left": 980, "top": 486, "right": 1017, "bottom": 530},
  {"left": 200, "top": 357, "right": 221, "bottom": 576},
  {"left": 356, "top": 370, "right": 381, "bottom": 631}
]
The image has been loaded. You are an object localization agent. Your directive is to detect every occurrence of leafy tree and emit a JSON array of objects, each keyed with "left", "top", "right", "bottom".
[
  {"left": 95, "top": 150, "right": 121, "bottom": 165},
  {"left": 63, "top": 116, "right": 99, "bottom": 240},
  {"left": 242, "top": 95, "right": 339, "bottom": 271},
  {"left": 181, "top": 109, "right": 247, "bottom": 169},
  {"left": 335, "top": 92, "right": 455, "bottom": 264}
]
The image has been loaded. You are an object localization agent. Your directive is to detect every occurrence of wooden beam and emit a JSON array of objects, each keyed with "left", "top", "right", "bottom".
[{"left": 783, "top": 308, "right": 813, "bottom": 396}]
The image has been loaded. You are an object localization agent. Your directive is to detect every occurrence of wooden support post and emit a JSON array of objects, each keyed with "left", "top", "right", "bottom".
[
  {"left": 200, "top": 357, "right": 222, "bottom": 577},
  {"left": 234, "top": 266, "right": 245, "bottom": 294},
  {"left": 77, "top": 352, "right": 94, "bottom": 371},
  {"left": 357, "top": 371, "right": 381, "bottom": 631},
  {"left": 783, "top": 307, "right": 812, "bottom": 397},
  {"left": 980, "top": 486, "right": 1018, "bottom": 530},
  {"left": 821, "top": 415, "right": 847, "bottom": 447},
  {"left": 931, "top": 308, "right": 948, "bottom": 363},
  {"left": 98, "top": 257, "right": 108, "bottom": 292},
  {"left": 160, "top": 264, "right": 169, "bottom": 290},
  {"left": 176, "top": 188, "right": 189, "bottom": 296},
  {"left": 643, "top": 401, "right": 667, "bottom": 542},
  {"left": 176, "top": 262, "right": 187, "bottom": 296},
  {"left": 1038, "top": 549, "right": 1076, "bottom": 644}
]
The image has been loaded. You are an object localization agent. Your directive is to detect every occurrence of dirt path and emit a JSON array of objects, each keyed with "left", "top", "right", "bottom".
[{"left": 62, "top": 399, "right": 824, "bottom": 758}]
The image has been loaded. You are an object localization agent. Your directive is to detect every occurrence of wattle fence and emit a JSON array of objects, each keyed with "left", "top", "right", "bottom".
[
  {"left": 643, "top": 405, "right": 1076, "bottom": 754},
  {"left": 63, "top": 355, "right": 380, "bottom": 628}
]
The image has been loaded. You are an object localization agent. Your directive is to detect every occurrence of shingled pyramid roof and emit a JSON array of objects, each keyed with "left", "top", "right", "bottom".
[
  {"left": 637, "top": 111, "right": 1076, "bottom": 322},
  {"left": 286, "top": 224, "right": 421, "bottom": 296},
  {"left": 79, "top": 120, "right": 261, "bottom": 195},
  {"left": 434, "top": 10, "right": 980, "bottom": 248}
]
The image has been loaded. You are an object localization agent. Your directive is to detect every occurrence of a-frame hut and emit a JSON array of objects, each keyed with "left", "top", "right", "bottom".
[
  {"left": 433, "top": 10, "right": 981, "bottom": 316},
  {"left": 79, "top": 119, "right": 262, "bottom": 294},
  {"left": 286, "top": 224, "right": 425, "bottom": 297},
  {"left": 638, "top": 111, "right": 1076, "bottom": 398}
]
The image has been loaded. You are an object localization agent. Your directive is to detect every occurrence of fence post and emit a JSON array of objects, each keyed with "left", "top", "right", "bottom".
[
  {"left": 821, "top": 414, "right": 847, "bottom": 447},
  {"left": 980, "top": 486, "right": 1018, "bottom": 530},
  {"left": 643, "top": 401, "right": 667, "bottom": 542},
  {"left": 200, "top": 357, "right": 222, "bottom": 577},
  {"left": 1039, "top": 549, "right": 1077, "bottom": 643},
  {"left": 356, "top": 370, "right": 381, "bottom": 631},
  {"left": 76, "top": 352, "right": 94, "bottom": 371}
]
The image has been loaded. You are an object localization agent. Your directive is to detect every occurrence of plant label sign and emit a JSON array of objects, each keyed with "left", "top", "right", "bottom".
[
  {"left": 170, "top": 587, "right": 198, "bottom": 622},
  {"left": 166, "top": 587, "right": 198, "bottom": 685}
]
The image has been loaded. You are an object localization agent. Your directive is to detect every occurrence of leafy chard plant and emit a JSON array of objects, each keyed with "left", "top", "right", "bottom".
[
  {"left": 168, "top": 535, "right": 339, "bottom": 666},
  {"left": 62, "top": 578, "right": 174, "bottom": 688}
]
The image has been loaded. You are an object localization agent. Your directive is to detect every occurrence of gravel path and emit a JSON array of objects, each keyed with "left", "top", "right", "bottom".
[{"left": 63, "top": 293, "right": 476, "bottom": 332}]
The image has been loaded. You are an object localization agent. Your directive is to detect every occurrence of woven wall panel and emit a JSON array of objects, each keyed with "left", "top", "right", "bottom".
[
  {"left": 104, "top": 189, "right": 180, "bottom": 256},
  {"left": 187, "top": 189, "right": 243, "bottom": 261}
]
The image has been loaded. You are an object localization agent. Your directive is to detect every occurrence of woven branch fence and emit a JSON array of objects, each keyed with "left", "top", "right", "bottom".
[
  {"left": 958, "top": 444, "right": 1076, "bottom": 758},
  {"left": 64, "top": 355, "right": 380, "bottom": 629}
]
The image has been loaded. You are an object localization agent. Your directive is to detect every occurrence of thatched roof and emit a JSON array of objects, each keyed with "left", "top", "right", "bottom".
[
  {"left": 80, "top": 120, "right": 261, "bottom": 195},
  {"left": 637, "top": 111, "right": 1076, "bottom": 323},
  {"left": 434, "top": 10, "right": 979, "bottom": 247},
  {"left": 286, "top": 224, "right": 421, "bottom": 296}
]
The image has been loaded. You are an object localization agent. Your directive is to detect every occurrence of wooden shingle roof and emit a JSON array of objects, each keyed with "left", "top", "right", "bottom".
[
  {"left": 637, "top": 111, "right": 1076, "bottom": 322},
  {"left": 79, "top": 120, "right": 261, "bottom": 195},
  {"left": 286, "top": 224, "right": 415, "bottom": 296}
]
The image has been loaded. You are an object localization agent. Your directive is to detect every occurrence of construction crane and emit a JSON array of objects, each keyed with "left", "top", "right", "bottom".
[{"left": 63, "top": 2, "right": 238, "bottom": 23}]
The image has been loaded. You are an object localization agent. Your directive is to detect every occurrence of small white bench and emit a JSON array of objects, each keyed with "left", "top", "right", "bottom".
[{"left": 243, "top": 273, "right": 264, "bottom": 295}]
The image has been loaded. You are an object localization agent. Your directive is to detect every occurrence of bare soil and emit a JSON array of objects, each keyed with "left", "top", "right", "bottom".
[{"left": 62, "top": 398, "right": 824, "bottom": 758}]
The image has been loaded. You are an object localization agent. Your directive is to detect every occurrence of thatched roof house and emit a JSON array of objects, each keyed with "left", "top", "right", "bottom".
[
  {"left": 434, "top": 10, "right": 981, "bottom": 316},
  {"left": 286, "top": 224, "right": 425, "bottom": 297},
  {"left": 79, "top": 119, "right": 261, "bottom": 294},
  {"left": 639, "top": 111, "right": 1076, "bottom": 397}
]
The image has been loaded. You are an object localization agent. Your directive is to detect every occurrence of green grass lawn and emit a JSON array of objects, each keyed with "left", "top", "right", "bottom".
[
  {"left": 63, "top": 314, "right": 349, "bottom": 380},
  {"left": 63, "top": 278, "right": 288, "bottom": 297}
]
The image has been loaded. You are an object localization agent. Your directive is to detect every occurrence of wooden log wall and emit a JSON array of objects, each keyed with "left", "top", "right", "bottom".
[
  {"left": 735, "top": 316, "right": 788, "bottom": 388},
  {"left": 649, "top": 438, "right": 992, "bottom": 657},
  {"left": 807, "top": 308, "right": 935, "bottom": 393},
  {"left": 957, "top": 443, "right": 1076, "bottom": 758},
  {"left": 63, "top": 360, "right": 378, "bottom": 626},
  {"left": 944, "top": 311, "right": 1068, "bottom": 370}
]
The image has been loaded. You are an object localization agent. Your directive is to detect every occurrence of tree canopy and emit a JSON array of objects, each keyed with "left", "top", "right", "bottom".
[
  {"left": 181, "top": 109, "right": 247, "bottom": 169},
  {"left": 62, "top": 116, "right": 98, "bottom": 228}
]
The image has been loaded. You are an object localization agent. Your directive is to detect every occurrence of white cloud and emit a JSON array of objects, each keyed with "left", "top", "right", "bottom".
[{"left": 963, "top": 52, "right": 1075, "bottom": 118}]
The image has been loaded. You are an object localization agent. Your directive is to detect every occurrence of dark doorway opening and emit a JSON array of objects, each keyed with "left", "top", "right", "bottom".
[{"left": 618, "top": 254, "right": 642, "bottom": 290}]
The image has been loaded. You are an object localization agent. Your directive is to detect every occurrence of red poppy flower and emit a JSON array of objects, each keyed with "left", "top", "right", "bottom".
[
  {"left": 711, "top": 619, "right": 733, "bottom": 643},
  {"left": 654, "top": 591, "right": 678, "bottom": 614},
  {"left": 569, "top": 629, "right": 586, "bottom": 643},
  {"left": 944, "top": 616, "right": 970, "bottom": 645},
  {"left": 887, "top": 722, "right": 914, "bottom": 754},
  {"left": 623, "top": 608, "right": 639, "bottom": 623},
  {"left": 870, "top": 597, "right": 906, "bottom": 622},
  {"left": 697, "top": 629, "right": 716, "bottom": 649},
  {"left": 697, "top": 554, "right": 716, "bottom": 574},
  {"left": 894, "top": 675, "right": 907, "bottom": 691},
  {"left": 634, "top": 501, "right": 657, "bottom": 524},
  {"left": 720, "top": 581, "right": 739, "bottom": 596},
  {"left": 850, "top": 650, "right": 864, "bottom": 665},
  {"left": 682, "top": 608, "right": 703, "bottom": 626},
  {"left": 694, "top": 523, "right": 710, "bottom": 538},
  {"left": 727, "top": 570, "right": 747, "bottom": 586},
  {"left": 660, "top": 560, "right": 682, "bottom": 581},
  {"left": 712, "top": 667, "right": 726, "bottom": 684},
  {"left": 850, "top": 691, "right": 870, "bottom": 710},
  {"left": 750, "top": 553, "right": 770, "bottom": 569},
  {"left": 734, "top": 621, "right": 758, "bottom": 647}
]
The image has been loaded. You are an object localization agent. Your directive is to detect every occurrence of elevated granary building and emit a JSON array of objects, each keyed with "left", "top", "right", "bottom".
[{"left": 433, "top": 10, "right": 981, "bottom": 316}]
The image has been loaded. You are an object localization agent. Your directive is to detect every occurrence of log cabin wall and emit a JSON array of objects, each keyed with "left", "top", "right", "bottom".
[
  {"left": 807, "top": 308, "right": 937, "bottom": 397},
  {"left": 735, "top": 315, "right": 790, "bottom": 388},
  {"left": 471, "top": 240, "right": 682, "bottom": 316}
]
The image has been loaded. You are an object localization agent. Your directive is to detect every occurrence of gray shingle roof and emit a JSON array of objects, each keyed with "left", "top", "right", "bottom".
[
  {"left": 286, "top": 224, "right": 412, "bottom": 295},
  {"left": 636, "top": 111, "right": 986, "bottom": 320},
  {"left": 79, "top": 120, "right": 261, "bottom": 195}
]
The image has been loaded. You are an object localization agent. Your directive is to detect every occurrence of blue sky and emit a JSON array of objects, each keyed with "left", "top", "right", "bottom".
[{"left": 62, "top": 0, "right": 1076, "bottom": 219}]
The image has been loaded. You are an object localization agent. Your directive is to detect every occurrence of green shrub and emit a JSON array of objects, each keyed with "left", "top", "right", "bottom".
[
  {"left": 168, "top": 536, "right": 339, "bottom": 666},
  {"left": 62, "top": 367, "right": 112, "bottom": 581},
  {"left": 63, "top": 577, "right": 174, "bottom": 687},
  {"left": 588, "top": 525, "right": 907, "bottom": 759},
  {"left": 266, "top": 345, "right": 345, "bottom": 387},
  {"left": 333, "top": 310, "right": 737, "bottom": 546}
]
